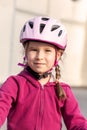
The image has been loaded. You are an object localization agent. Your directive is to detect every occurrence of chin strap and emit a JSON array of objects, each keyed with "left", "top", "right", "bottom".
[{"left": 26, "top": 66, "right": 51, "bottom": 80}]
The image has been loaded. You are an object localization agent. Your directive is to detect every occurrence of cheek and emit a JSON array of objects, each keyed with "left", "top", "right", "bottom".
[
  {"left": 27, "top": 51, "right": 34, "bottom": 60},
  {"left": 26, "top": 53, "right": 32, "bottom": 64},
  {"left": 47, "top": 55, "right": 55, "bottom": 65},
  {"left": 27, "top": 55, "right": 33, "bottom": 63}
]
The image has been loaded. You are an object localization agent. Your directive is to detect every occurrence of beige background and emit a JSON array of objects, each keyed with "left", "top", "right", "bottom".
[
  {"left": 0, "top": 0, "right": 87, "bottom": 86},
  {"left": 1, "top": 0, "right": 87, "bottom": 86}
]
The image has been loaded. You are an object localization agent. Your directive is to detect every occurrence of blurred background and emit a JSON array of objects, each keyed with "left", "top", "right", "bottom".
[{"left": 0, "top": 0, "right": 87, "bottom": 129}]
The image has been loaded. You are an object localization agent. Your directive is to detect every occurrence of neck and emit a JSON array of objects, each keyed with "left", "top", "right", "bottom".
[{"left": 38, "top": 74, "right": 51, "bottom": 85}]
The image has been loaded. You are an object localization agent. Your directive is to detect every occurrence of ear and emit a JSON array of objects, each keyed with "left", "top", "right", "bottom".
[{"left": 57, "top": 51, "right": 61, "bottom": 61}]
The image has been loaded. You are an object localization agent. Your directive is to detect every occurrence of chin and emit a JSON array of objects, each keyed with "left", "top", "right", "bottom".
[
  {"left": 36, "top": 70, "right": 46, "bottom": 74},
  {"left": 37, "top": 71, "right": 44, "bottom": 74}
]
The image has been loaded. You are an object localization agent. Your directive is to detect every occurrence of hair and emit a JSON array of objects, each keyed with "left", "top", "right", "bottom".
[{"left": 55, "top": 64, "right": 66, "bottom": 100}]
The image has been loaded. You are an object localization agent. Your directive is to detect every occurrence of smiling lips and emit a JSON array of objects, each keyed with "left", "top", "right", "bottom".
[
  {"left": 34, "top": 62, "right": 46, "bottom": 66},
  {"left": 34, "top": 62, "right": 45, "bottom": 65}
]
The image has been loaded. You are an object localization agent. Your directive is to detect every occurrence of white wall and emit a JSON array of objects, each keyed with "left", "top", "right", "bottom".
[
  {"left": 0, "top": 0, "right": 87, "bottom": 86},
  {"left": 0, "top": 0, "right": 13, "bottom": 82}
]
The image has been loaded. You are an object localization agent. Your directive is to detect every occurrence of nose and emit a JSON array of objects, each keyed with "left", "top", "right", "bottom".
[{"left": 36, "top": 50, "right": 44, "bottom": 60}]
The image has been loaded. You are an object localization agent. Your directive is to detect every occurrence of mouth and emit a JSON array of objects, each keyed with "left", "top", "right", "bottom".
[{"left": 34, "top": 62, "right": 45, "bottom": 66}]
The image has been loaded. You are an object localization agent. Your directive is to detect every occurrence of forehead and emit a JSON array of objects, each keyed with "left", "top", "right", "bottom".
[{"left": 29, "top": 41, "right": 55, "bottom": 48}]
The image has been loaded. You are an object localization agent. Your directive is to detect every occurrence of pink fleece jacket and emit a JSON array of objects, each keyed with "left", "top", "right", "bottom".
[{"left": 0, "top": 69, "right": 87, "bottom": 130}]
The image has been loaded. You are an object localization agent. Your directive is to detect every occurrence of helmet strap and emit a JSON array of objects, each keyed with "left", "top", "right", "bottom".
[{"left": 26, "top": 66, "right": 51, "bottom": 80}]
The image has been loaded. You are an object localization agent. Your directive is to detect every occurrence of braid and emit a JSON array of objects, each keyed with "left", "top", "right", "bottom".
[{"left": 55, "top": 65, "right": 66, "bottom": 100}]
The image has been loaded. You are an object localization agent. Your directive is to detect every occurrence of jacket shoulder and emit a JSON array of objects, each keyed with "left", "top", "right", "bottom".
[
  {"left": 60, "top": 82, "right": 71, "bottom": 89},
  {"left": 60, "top": 82, "right": 73, "bottom": 97},
  {"left": 1, "top": 70, "right": 26, "bottom": 88}
]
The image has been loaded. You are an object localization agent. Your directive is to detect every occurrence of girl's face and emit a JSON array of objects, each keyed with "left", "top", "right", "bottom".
[{"left": 25, "top": 41, "right": 61, "bottom": 74}]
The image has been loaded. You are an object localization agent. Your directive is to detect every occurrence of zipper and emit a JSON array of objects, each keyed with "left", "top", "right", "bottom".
[
  {"left": 41, "top": 85, "right": 44, "bottom": 89},
  {"left": 40, "top": 85, "right": 44, "bottom": 114},
  {"left": 36, "top": 85, "right": 44, "bottom": 130}
]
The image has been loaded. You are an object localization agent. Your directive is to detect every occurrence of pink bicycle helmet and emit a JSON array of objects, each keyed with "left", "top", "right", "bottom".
[{"left": 20, "top": 16, "right": 67, "bottom": 50}]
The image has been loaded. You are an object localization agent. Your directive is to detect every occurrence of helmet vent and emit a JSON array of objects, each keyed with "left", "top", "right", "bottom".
[
  {"left": 58, "top": 30, "right": 62, "bottom": 36},
  {"left": 40, "top": 24, "right": 45, "bottom": 33},
  {"left": 51, "top": 25, "right": 60, "bottom": 31},
  {"left": 41, "top": 17, "right": 49, "bottom": 21},
  {"left": 28, "top": 21, "right": 33, "bottom": 29},
  {"left": 23, "top": 25, "right": 26, "bottom": 32}
]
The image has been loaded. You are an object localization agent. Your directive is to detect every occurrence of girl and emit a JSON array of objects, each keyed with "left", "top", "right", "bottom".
[{"left": 0, "top": 16, "right": 87, "bottom": 130}]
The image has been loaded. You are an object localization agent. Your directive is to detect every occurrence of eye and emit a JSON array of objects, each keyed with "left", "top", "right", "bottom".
[
  {"left": 28, "top": 47, "right": 38, "bottom": 52},
  {"left": 31, "top": 49, "right": 38, "bottom": 51},
  {"left": 45, "top": 49, "right": 52, "bottom": 52}
]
